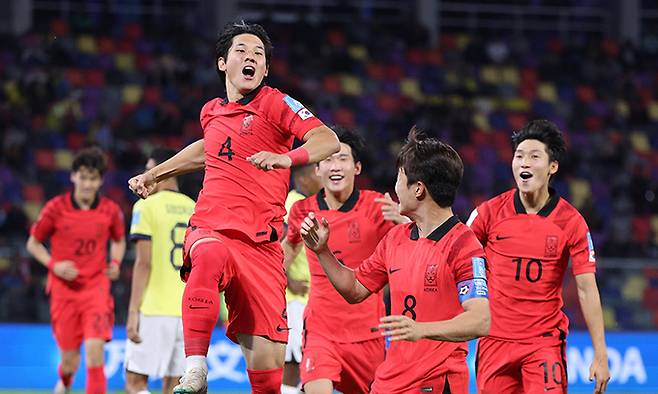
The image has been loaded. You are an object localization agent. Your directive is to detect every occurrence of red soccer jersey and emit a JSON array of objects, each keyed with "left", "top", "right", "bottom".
[
  {"left": 30, "top": 193, "right": 125, "bottom": 299},
  {"left": 191, "top": 85, "right": 324, "bottom": 242},
  {"left": 467, "top": 188, "right": 596, "bottom": 341},
  {"left": 287, "top": 189, "right": 395, "bottom": 343},
  {"left": 355, "top": 217, "right": 488, "bottom": 392}
]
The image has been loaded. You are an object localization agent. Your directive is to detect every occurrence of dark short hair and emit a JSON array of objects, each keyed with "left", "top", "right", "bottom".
[
  {"left": 511, "top": 119, "right": 566, "bottom": 163},
  {"left": 72, "top": 147, "right": 107, "bottom": 175},
  {"left": 149, "top": 147, "right": 177, "bottom": 166},
  {"left": 215, "top": 20, "right": 273, "bottom": 79},
  {"left": 330, "top": 125, "right": 366, "bottom": 164},
  {"left": 396, "top": 126, "right": 463, "bottom": 207}
]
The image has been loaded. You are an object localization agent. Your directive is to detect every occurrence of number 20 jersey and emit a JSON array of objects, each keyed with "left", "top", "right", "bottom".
[
  {"left": 191, "top": 85, "right": 324, "bottom": 243},
  {"left": 467, "top": 189, "right": 596, "bottom": 341}
]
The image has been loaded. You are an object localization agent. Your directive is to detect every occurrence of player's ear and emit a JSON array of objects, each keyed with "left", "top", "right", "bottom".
[
  {"left": 217, "top": 57, "right": 227, "bottom": 72},
  {"left": 354, "top": 161, "right": 362, "bottom": 176},
  {"left": 549, "top": 160, "right": 558, "bottom": 176},
  {"left": 415, "top": 181, "right": 424, "bottom": 199},
  {"left": 264, "top": 65, "right": 269, "bottom": 77}
]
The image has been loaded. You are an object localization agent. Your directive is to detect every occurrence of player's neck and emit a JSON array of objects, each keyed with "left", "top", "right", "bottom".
[
  {"left": 72, "top": 191, "right": 96, "bottom": 210},
  {"left": 324, "top": 187, "right": 353, "bottom": 210},
  {"left": 410, "top": 204, "right": 454, "bottom": 238},
  {"left": 520, "top": 186, "right": 551, "bottom": 214},
  {"left": 225, "top": 82, "right": 244, "bottom": 102},
  {"left": 157, "top": 179, "right": 179, "bottom": 193}
]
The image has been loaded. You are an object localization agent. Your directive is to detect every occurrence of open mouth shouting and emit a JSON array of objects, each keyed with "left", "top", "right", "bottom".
[
  {"left": 242, "top": 65, "right": 256, "bottom": 79},
  {"left": 520, "top": 171, "right": 533, "bottom": 180}
]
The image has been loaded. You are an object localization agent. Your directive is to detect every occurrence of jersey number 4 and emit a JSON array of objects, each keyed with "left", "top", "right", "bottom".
[{"left": 218, "top": 137, "right": 234, "bottom": 160}]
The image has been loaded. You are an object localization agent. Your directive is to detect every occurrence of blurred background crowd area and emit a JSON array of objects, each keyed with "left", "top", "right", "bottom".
[{"left": 1, "top": 0, "right": 658, "bottom": 330}]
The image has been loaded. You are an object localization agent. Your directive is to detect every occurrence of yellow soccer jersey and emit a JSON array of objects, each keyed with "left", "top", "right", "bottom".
[
  {"left": 130, "top": 190, "right": 195, "bottom": 317},
  {"left": 285, "top": 190, "right": 311, "bottom": 304}
]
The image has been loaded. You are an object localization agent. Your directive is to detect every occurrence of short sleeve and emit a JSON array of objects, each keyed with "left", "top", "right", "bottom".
[
  {"left": 30, "top": 199, "right": 58, "bottom": 242},
  {"left": 267, "top": 92, "right": 324, "bottom": 141},
  {"left": 466, "top": 204, "right": 489, "bottom": 245},
  {"left": 286, "top": 200, "right": 304, "bottom": 246},
  {"left": 110, "top": 203, "right": 125, "bottom": 241},
  {"left": 450, "top": 232, "right": 489, "bottom": 304},
  {"left": 354, "top": 235, "right": 390, "bottom": 293},
  {"left": 129, "top": 200, "right": 151, "bottom": 241},
  {"left": 568, "top": 216, "right": 597, "bottom": 276}
]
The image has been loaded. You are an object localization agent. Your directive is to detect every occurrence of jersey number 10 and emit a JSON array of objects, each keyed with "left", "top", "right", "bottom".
[{"left": 512, "top": 257, "right": 543, "bottom": 283}]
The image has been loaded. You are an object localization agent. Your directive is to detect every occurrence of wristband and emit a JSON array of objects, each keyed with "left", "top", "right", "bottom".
[
  {"left": 286, "top": 147, "right": 310, "bottom": 166},
  {"left": 47, "top": 258, "right": 56, "bottom": 271}
]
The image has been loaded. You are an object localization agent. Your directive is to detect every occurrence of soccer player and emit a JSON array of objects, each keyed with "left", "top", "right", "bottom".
[
  {"left": 299, "top": 128, "right": 490, "bottom": 393},
  {"left": 128, "top": 21, "right": 340, "bottom": 393},
  {"left": 282, "top": 164, "right": 321, "bottom": 394},
  {"left": 26, "top": 147, "right": 126, "bottom": 394},
  {"left": 283, "top": 127, "right": 408, "bottom": 394},
  {"left": 125, "top": 148, "right": 196, "bottom": 394},
  {"left": 467, "top": 120, "right": 610, "bottom": 394}
]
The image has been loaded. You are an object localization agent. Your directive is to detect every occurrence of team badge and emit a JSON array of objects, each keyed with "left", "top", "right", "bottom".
[
  {"left": 545, "top": 235, "right": 558, "bottom": 257},
  {"left": 424, "top": 264, "right": 438, "bottom": 288},
  {"left": 347, "top": 220, "right": 361, "bottom": 243},
  {"left": 240, "top": 114, "right": 254, "bottom": 136}
]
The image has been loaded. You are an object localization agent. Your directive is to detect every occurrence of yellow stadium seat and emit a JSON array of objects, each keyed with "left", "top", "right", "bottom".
[
  {"left": 23, "top": 202, "right": 43, "bottom": 222},
  {"left": 569, "top": 178, "right": 591, "bottom": 210},
  {"left": 340, "top": 75, "right": 362, "bottom": 96},
  {"left": 537, "top": 82, "right": 558, "bottom": 102},
  {"left": 54, "top": 149, "right": 73, "bottom": 170},
  {"left": 400, "top": 78, "right": 423, "bottom": 102},
  {"left": 480, "top": 66, "right": 499, "bottom": 85},
  {"left": 348, "top": 45, "right": 368, "bottom": 61},
  {"left": 630, "top": 132, "right": 650, "bottom": 153},
  {"left": 77, "top": 34, "right": 97, "bottom": 53},
  {"left": 602, "top": 305, "right": 618, "bottom": 330},
  {"left": 502, "top": 66, "right": 520, "bottom": 86},
  {"left": 648, "top": 101, "right": 658, "bottom": 121},
  {"left": 622, "top": 274, "right": 647, "bottom": 302},
  {"left": 115, "top": 53, "right": 135, "bottom": 72},
  {"left": 122, "top": 85, "right": 143, "bottom": 105},
  {"left": 473, "top": 112, "right": 491, "bottom": 131}
]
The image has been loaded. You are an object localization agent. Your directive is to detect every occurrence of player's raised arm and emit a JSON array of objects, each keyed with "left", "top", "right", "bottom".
[
  {"left": 300, "top": 212, "right": 371, "bottom": 304},
  {"left": 128, "top": 139, "right": 205, "bottom": 198}
]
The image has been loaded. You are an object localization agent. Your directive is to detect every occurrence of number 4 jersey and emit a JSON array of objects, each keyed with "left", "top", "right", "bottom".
[
  {"left": 130, "top": 190, "right": 195, "bottom": 317},
  {"left": 192, "top": 85, "right": 324, "bottom": 243},
  {"left": 467, "top": 188, "right": 596, "bottom": 341},
  {"left": 30, "top": 193, "right": 125, "bottom": 299}
]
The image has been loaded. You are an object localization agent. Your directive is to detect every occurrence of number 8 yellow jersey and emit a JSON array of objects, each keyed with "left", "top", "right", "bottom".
[{"left": 130, "top": 190, "right": 195, "bottom": 317}]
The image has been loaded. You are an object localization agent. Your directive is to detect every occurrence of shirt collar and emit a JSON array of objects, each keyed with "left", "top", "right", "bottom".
[
  {"left": 410, "top": 215, "right": 460, "bottom": 241},
  {"left": 513, "top": 187, "right": 559, "bottom": 217},
  {"left": 316, "top": 188, "right": 360, "bottom": 212},
  {"left": 70, "top": 192, "right": 100, "bottom": 210},
  {"left": 220, "top": 84, "right": 264, "bottom": 105}
]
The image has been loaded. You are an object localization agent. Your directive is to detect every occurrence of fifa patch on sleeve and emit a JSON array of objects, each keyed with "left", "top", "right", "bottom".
[
  {"left": 472, "top": 257, "right": 486, "bottom": 279},
  {"left": 131, "top": 210, "right": 141, "bottom": 225},
  {"left": 298, "top": 108, "right": 315, "bottom": 120},
  {"left": 587, "top": 232, "right": 596, "bottom": 262},
  {"left": 283, "top": 95, "right": 304, "bottom": 113},
  {"left": 457, "top": 278, "right": 488, "bottom": 303}
]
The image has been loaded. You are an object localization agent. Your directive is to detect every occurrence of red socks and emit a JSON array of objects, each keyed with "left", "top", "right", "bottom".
[
  {"left": 247, "top": 368, "right": 283, "bottom": 394},
  {"left": 86, "top": 366, "right": 105, "bottom": 394},
  {"left": 182, "top": 241, "right": 227, "bottom": 356},
  {"left": 57, "top": 364, "right": 73, "bottom": 387}
]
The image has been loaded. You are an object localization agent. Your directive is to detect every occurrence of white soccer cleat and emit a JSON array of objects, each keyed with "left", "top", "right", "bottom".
[
  {"left": 53, "top": 379, "right": 70, "bottom": 394},
  {"left": 173, "top": 367, "right": 208, "bottom": 394}
]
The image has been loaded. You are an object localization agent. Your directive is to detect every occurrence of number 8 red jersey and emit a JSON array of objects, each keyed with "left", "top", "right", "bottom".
[
  {"left": 467, "top": 188, "right": 596, "bottom": 341},
  {"left": 191, "top": 85, "right": 324, "bottom": 243}
]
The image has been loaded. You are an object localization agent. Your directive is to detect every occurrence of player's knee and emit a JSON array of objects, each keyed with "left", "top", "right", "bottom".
[
  {"left": 84, "top": 340, "right": 105, "bottom": 367},
  {"left": 60, "top": 351, "right": 80, "bottom": 373},
  {"left": 303, "top": 379, "right": 334, "bottom": 394}
]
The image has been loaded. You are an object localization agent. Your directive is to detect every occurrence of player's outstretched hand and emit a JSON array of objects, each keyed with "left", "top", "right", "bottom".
[
  {"left": 106, "top": 262, "right": 120, "bottom": 281},
  {"left": 128, "top": 172, "right": 157, "bottom": 199},
  {"left": 375, "top": 192, "right": 410, "bottom": 225},
  {"left": 126, "top": 311, "right": 142, "bottom": 343},
  {"left": 52, "top": 260, "right": 79, "bottom": 281},
  {"left": 300, "top": 212, "right": 330, "bottom": 252},
  {"left": 247, "top": 151, "right": 292, "bottom": 171},
  {"left": 377, "top": 315, "right": 424, "bottom": 342},
  {"left": 589, "top": 355, "right": 610, "bottom": 393}
]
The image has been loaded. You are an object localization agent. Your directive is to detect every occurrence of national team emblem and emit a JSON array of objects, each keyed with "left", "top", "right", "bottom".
[
  {"left": 240, "top": 114, "right": 254, "bottom": 135},
  {"left": 347, "top": 220, "right": 361, "bottom": 243},
  {"left": 545, "top": 235, "right": 558, "bottom": 257},
  {"left": 424, "top": 264, "right": 438, "bottom": 287}
]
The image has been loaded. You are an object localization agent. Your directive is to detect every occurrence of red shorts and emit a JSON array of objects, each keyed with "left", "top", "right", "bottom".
[
  {"left": 50, "top": 293, "right": 114, "bottom": 351},
  {"left": 301, "top": 332, "right": 385, "bottom": 393},
  {"left": 476, "top": 335, "right": 567, "bottom": 394},
  {"left": 370, "top": 351, "right": 469, "bottom": 394},
  {"left": 182, "top": 227, "right": 288, "bottom": 344}
]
